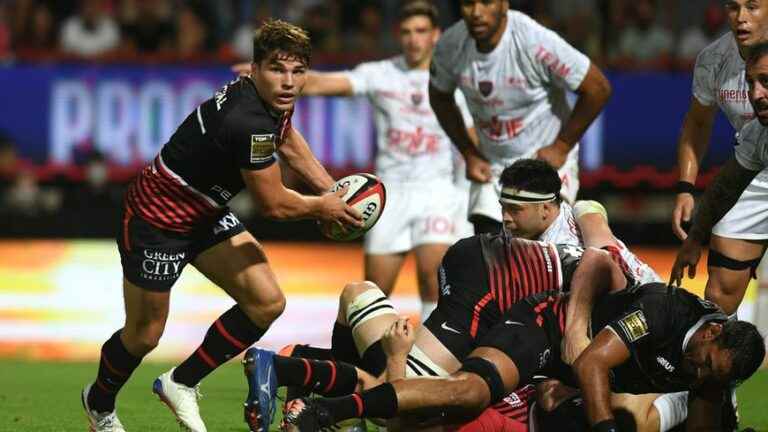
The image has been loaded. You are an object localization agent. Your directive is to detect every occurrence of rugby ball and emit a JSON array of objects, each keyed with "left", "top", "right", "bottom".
[{"left": 320, "top": 173, "right": 386, "bottom": 241}]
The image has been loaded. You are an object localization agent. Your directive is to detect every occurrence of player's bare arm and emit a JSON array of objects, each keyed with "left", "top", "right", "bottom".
[
  {"left": 429, "top": 82, "right": 491, "bottom": 182},
  {"left": 278, "top": 127, "right": 335, "bottom": 193},
  {"left": 537, "top": 63, "right": 612, "bottom": 169},
  {"left": 563, "top": 247, "right": 627, "bottom": 364},
  {"left": 670, "top": 157, "right": 758, "bottom": 285},
  {"left": 672, "top": 99, "right": 718, "bottom": 240},
  {"left": 301, "top": 71, "right": 354, "bottom": 96},
  {"left": 241, "top": 163, "right": 361, "bottom": 226},
  {"left": 573, "top": 328, "right": 632, "bottom": 429},
  {"left": 685, "top": 386, "right": 725, "bottom": 432},
  {"left": 381, "top": 317, "right": 415, "bottom": 382}
]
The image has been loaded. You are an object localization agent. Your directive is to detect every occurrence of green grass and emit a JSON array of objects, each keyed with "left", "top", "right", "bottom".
[{"left": 0, "top": 359, "right": 766, "bottom": 431}]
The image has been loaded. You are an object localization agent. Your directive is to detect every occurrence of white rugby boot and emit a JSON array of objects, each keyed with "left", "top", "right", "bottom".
[
  {"left": 152, "top": 368, "right": 207, "bottom": 432},
  {"left": 81, "top": 383, "right": 126, "bottom": 432}
]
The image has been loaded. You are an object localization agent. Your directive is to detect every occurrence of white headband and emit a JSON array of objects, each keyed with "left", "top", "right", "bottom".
[{"left": 499, "top": 187, "right": 557, "bottom": 205}]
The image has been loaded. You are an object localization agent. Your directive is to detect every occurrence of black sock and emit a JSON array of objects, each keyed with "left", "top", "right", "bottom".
[
  {"left": 360, "top": 340, "right": 387, "bottom": 376},
  {"left": 331, "top": 322, "right": 360, "bottom": 365},
  {"left": 173, "top": 305, "right": 266, "bottom": 387},
  {"left": 291, "top": 344, "right": 335, "bottom": 361},
  {"left": 274, "top": 355, "right": 358, "bottom": 397},
  {"left": 88, "top": 330, "right": 142, "bottom": 413},
  {"left": 315, "top": 382, "right": 399, "bottom": 423}
]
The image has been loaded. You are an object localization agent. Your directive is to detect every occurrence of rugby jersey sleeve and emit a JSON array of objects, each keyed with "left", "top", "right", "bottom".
[
  {"left": 454, "top": 89, "right": 475, "bottom": 128},
  {"left": 222, "top": 106, "right": 278, "bottom": 171},
  {"left": 429, "top": 25, "right": 463, "bottom": 93},
  {"left": 344, "top": 61, "right": 379, "bottom": 96},
  {"left": 521, "top": 15, "right": 590, "bottom": 91},
  {"left": 691, "top": 43, "right": 719, "bottom": 106},
  {"left": 604, "top": 293, "right": 668, "bottom": 356},
  {"left": 735, "top": 120, "right": 768, "bottom": 171}
]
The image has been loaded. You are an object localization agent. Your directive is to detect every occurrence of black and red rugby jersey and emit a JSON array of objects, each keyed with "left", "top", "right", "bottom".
[{"left": 125, "top": 77, "right": 292, "bottom": 232}]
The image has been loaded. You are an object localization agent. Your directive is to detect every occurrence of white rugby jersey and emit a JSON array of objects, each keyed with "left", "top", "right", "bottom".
[
  {"left": 345, "top": 56, "right": 474, "bottom": 183},
  {"left": 693, "top": 33, "right": 768, "bottom": 185},
  {"left": 537, "top": 203, "right": 661, "bottom": 285},
  {"left": 735, "top": 119, "right": 768, "bottom": 172},
  {"left": 693, "top": 33, "right": 753, "bottom": 131},
  {"left": 430, "top": 10, "right": 590, "bottom": 167}
]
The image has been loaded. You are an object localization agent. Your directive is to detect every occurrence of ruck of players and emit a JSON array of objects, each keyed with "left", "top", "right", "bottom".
[{"left": 75, "top": 1, "right": 767, "bottom": 432}]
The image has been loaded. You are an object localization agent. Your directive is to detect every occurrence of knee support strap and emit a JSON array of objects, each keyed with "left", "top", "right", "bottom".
[
  {"left": 707, "top": 249, "right": 762, "bottom": 279},
  {"left": 345, "top": 288, "right": 396, "bottom": 329},
  {"left": 459, "top": 357, "right": 505, "bottom": 404}
]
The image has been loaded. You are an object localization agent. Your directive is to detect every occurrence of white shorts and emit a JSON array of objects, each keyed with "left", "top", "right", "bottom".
[
  {"left": 712, "top": 179, "right": 768, "bottom": 240},
  {"left": 364, "top": 180, "right": 462, "bottom": 254},
  {"left": 468, "top": 158, "right": 580, "bottom": 223},
  {"left": 454, "top": 175, "right": 475, "bottom": 239}
]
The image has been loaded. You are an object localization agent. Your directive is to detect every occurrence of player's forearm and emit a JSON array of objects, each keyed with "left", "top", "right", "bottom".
[
  {"left": 677, "top": 113, "right": 713, "bottom": 183},
  {"left": 685, "top": 389, "right": 724, "bottom": 432},
  {"left": 429, "top": 84, "right": 479, "bottom": 159},
  {"left": 688, "top": 158, "right": 758, "bottom": 243},
  {"left": 385, "top": 357, "right": 407, "bottom": 382},
  {"left": 574, "top": 357, "right": 615, "bottom": 426},
  {"left": 565, "top": 249, "right": 615, "bottom": 334},
  {"left": 302, "top": 71, "right": 353, "bottom": 96},
  {"left": 558, "top": 65, "right": 611, "bottom": 149},
  {"left": 279, "top": 129, "right": 334, "bottom": 193},
  {"left": 258, "top": 188, "right": 323, "bottom": 220}
]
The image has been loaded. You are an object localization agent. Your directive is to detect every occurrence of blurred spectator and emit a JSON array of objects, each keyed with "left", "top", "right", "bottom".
[
  {"left": 610, "top": 0, "right": 674, "bottom": 70},
  {"left": 344, "top": 2, "right": 396, "bottom": 57},
  {"left": 59, "top": 152, "right": 122, "bottom": 236},
  {"left": 0, "top": 2, "right": 11, "bottom": 61},
  {"left": 676, "top": 1, "right": 727, "bottom": 70},
  {"left": 60, "top": 0, "right": 119, "bottom": 57},
  {"left": 119, "top": 0, "right": 174, "bottom": 54},
  {"left": 231, "top": 4, "right": 271, "bottom": 61},
  {"left": 175, "top": 4, "right": 214, "bottom": 60},
  {"left": 13, "top": 1, "right": 58, "bottom": 58},
  {"left": 546, "top": 0, "right": 603, "bottom": 61},
  {"left": 301, "top": 2, "right": 342, "bottom": 54}
]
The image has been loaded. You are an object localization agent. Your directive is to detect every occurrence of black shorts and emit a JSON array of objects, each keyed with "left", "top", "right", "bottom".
[
  {"left": 117, "top": 206, "right": 246, "bottom": 292},
  {"left": 477, "top": 297, "right": 571, "bottom": 387}
]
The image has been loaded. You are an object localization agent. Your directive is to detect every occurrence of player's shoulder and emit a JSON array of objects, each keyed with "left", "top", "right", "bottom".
[
  {"left": 223, "top": 78, "right": 279, "bottom": 129},
  {"left": 738, "top": 118, "right": 768, "bottom": 145},
  {"left": 508, "top": 10, "right": 556, "bottom": 44},
  {"left": 695, "top": 32, "right": 737, "bottom": 69},
  {"left": 435, "top": 19, "right": 472, "bottom": 58},
  {"left": 358, "top": 55, "right": 404, "bottom": 73}
]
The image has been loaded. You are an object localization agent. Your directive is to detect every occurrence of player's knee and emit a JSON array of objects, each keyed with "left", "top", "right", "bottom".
[
  {"left": 341, "top": 281, "right": 380, "bottom": 306},
  {"left": 124, "top": 324, "right": 164, "bottom": 355},
  {"left": 241, "top": 292, "right": 286, "bottom": 326},
  {"left": 343, "top": 282, "right": 395, "bottom": 329},
  {"left": 458, "top": 357, "right": 505, "bottom": 406}
]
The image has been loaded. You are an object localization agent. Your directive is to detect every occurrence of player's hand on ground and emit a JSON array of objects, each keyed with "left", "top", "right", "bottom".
[
  {"left": 231, "top": 62, "right": 251, "bottom": 76},
  {"left": 318, "top": 188, "right": 364, "bottom": 228},
  {"left": 561, "top": 332, "right": 590, "bottom": 365},
  {"left": 669, "top": 238, "right": 703, "bottom": 286},
  {"left": 465, "top": 153, "right": 492, "bottom": 183},
  {"left": 382, "top": 317, "right": 415, "bottom": 359},
  {"left": 672, "top": 193, "right": 695, "bottom": 240},
  {"left": 536, "top": 138, "right": 570, "bottom": 169}
]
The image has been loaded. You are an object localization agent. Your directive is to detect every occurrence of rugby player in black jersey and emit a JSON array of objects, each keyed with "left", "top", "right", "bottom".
[{"left": 80, "top": 20, "right": 363, "bottom": 432}]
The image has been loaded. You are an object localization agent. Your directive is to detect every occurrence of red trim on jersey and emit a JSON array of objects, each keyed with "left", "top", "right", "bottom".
[
  {"left": 125, "top": 156, "right": 220, "bottom": 232},
  {"left": 214, "top": 319, "right": 247, "bottom": 351},
  {"left": 470, "top": 292, "right": 494, "bottom": 338},
  {"left": 122, "top": 207, "right": 133, "bottom": 251},
  {"left": 352, "top": 393, "right": 364, "bottom": 417}
]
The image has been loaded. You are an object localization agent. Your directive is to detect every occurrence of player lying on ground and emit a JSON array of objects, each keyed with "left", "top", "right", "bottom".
[
  {"left": 279, "top": 281, "right": 764, "bottom": 432},
  {"left": 241, "top": 222, "right": 669, "bottom": 431}
]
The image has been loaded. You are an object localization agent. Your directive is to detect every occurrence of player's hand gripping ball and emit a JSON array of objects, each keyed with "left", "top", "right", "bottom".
[{"left": 320, "top": 173, "right": 386, "bottom": 241}]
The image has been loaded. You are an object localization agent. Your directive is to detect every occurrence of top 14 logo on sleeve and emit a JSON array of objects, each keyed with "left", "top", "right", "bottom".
[{"left": 250, "top": 134, "right": 276, "bottom": 163}]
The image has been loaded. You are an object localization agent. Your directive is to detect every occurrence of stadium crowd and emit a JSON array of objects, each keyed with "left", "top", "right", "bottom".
[{"left": 0, "top": 0, "right": 738, "bottom": 70}]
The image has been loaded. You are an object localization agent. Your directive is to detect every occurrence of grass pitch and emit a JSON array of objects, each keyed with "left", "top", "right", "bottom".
[{"left": 1, "top": 359, "right": 766, "bottom": 431}]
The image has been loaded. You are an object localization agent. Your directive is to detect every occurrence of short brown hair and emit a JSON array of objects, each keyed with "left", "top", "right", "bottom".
[
  {"left": 252, "top": 19, "right": 311, "bottom": 65},
  {"left": 399, "top": 0, "right": 439, "bottom": 27}
]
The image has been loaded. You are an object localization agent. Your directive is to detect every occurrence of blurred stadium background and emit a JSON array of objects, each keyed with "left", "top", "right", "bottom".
[{"left": 0, "top": 0, "right": 767, "bottom": 430}]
